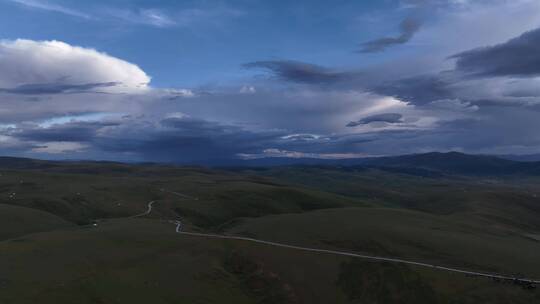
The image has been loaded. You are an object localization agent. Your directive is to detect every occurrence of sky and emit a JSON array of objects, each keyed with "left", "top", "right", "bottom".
[{"left": 1, "top": 0, "right": 540, "bottom": 163}]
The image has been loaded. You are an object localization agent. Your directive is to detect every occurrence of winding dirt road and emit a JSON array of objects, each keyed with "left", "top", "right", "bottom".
[
  {"left": 137, "top": 194, "right": 540, "bottom": 285},
  {"left": 175, "top": 230, "right": 540, "bottom": 285},
  {"left": 130, "top": 201, "right": 155, "bottom": 218}
]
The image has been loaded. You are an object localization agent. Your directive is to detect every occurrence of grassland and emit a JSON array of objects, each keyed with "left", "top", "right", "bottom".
[
  {"left": 0, "top": 204, "right": 72, "bottom": 240},
  {"left": 0, "top": 158, "right": 539, "bottom": 303},
  {"left": 228, "top": 207, "right": 540, "bottom": 277}
]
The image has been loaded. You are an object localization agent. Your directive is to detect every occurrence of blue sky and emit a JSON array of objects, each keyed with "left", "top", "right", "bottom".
[
  {"left": 0, "top": 0, "right": 404, "bottom": 87},
  {"left": 1, "top": 0, "right": 540, "bottom": 162}
]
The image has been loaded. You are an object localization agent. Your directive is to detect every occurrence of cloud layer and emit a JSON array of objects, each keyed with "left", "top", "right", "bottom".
[
  {"left": 2, "top": 0, "right": 540, "bottom": 162},
  {"left": 451, "top": 27, "right": 540, "bottom": 77},
  {"left": 8, "top": 0, "right": 92, "bottom": 19},
  {"left": 347, "top": 113, "right": 404, "bottom": 127},
  {"left": 359, "top": 17, "right": 422, "bottom": 53},
  {"left": 0, "top": 40, "right": 150, "bottom": 93}
]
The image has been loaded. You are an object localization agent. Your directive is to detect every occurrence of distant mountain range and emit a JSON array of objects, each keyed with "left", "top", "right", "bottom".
[
  {"left": 225, "top": 152, "right": 540, "bottom": 176},
  {"left": 360, "top": 152, "right": 527, "bottom": 176},
  {"left": 498, "top": 154, "right": 540, "bottom": 162},
  {"left": 1, "top": 152, "right": 540, "bottom": 176}
]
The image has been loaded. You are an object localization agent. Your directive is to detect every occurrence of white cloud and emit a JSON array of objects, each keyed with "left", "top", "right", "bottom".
[
  {"left": 238, "top": 148, "right": 373, "bottom": 160},
  {"left": 8, "top": 0, "right": 91, "bottom": 19},
  {"left": 32, "top": 141, "right": 88, "bottom": 154},
  {"left": 0, "top": 39, "right": 150, "bottom": 93},
  {"left": 104, "top": 6, "right": 243, "bottom": 29},
  {"left": 106, "top": 8, "right": 176, "bottom": 28},
  {"left": 164, "top": 88, "right": 195, "bottom": 98},
  {"left": 240, "top": 86, "right": 256, "bottom": 94},
  {"left": 139, "top": 9, "right": 176, "bottom": 27}
]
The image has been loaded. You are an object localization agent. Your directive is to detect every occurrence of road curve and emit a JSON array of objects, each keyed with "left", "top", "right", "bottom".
[
  {"left": 127, "top": 187, "right": 197, "bottom": 219},
  {"left": 130, "top": 201, "right": 155, "bottom": 218}
]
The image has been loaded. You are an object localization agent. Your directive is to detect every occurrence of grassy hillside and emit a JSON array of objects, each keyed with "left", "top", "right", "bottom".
[
  {"left": 1, "top": 218, "right": 538, "bottom": 304},
  {"left": 0, "top": 203, "right": 72, "bottom": 240},
  {"left": 157, "top": 177, "right": 364, "bottom": 230},
  {"left": 0, "top": 158, "right": 539, "bottom": 303},
  {"left": 0, "top": 167, "right": 365, "bottom": 228},
  {"left": 228, "top": 207, "right": 540, "bottom": 277},
  {"left": 255, "top": 167, "right": 540, "bottom": 231},
  {"left": 0, "top": 170, "right": 159, "bottom": 224}
]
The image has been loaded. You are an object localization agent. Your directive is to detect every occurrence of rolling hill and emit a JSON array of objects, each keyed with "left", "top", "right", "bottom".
[{"left": 0, "top": 155, "right": 539, "bottom": 303}]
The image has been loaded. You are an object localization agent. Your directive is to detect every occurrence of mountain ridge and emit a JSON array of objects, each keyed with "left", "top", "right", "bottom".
[{"left": 1, "top": 152, "right": 540, "bottom": 176}]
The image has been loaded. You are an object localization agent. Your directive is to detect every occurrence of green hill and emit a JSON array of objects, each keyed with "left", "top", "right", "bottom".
[
  {"left": 0, "top": 203, "right": 72, "bottom": 240},
  {"left": 229, "top": 207, "right": 540, "bottom": 277},
  {"left": 0, "top": 158, "right": 539, "bottom": 303},
  {"left": 0, "top": 217, "right": 538, "bottom": 304}
]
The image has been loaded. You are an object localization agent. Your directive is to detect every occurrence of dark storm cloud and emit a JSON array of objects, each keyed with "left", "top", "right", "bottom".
[
  {"left": 371, "top": 74, "right": 455, "bottom": 105},
  {"left": 3, "top": 116, "right": 282, "bottom": 162},
  {"left": 97, "top": 134, "right": 241, "bottom": 162},
  {"left": 0, "top": 82, "right": 119, "bottom": 95},
  {"left": 11, "top": 121, "right": 119, "bottom": 142},
  {"left": 9, "top": 115, "right": 386, "bottom": 163},
  {"left": 244, "top": 60, "right": 352, "bottom": 84},
  {"left": 241, "top": 7, "right": 540, "bottom": 111},
  {"left": 450, "top": 27, "right": 540, "bottom": 77},
  {"left": 358, "top": 17, "right": 422, "bottom": 53},
  {"left": 91, "top": 117, "right": 289, "bottom": 162},
  {"left": 159, "top": 116, "right": 241, "bottom": 134},
  {"left": 347, "top": 113, "right": 403, "bottom": 127},
  {"left": 243, "top": 58, "right": 458, "bottom": 106},
  {"left": 373, "top": 26, "right": 540, "bottom": 105}
]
